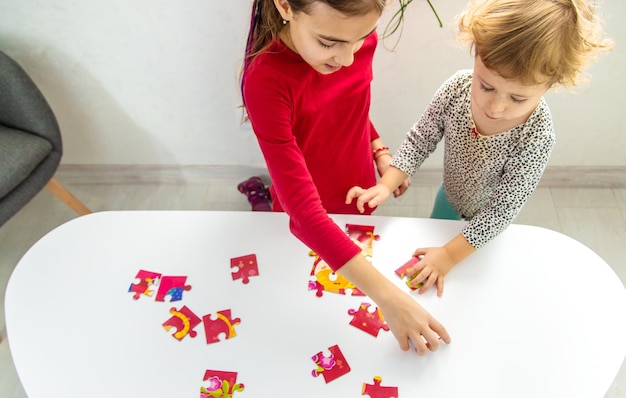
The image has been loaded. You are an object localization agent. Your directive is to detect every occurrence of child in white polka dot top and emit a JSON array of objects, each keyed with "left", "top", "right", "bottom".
[{"left": 346, "top": 0, "right": 613, "bottom": 296}]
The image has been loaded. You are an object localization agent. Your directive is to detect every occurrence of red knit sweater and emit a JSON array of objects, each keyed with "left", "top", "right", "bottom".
[{"left": 242, "top": 33, "right": 379, "bottom": 270}]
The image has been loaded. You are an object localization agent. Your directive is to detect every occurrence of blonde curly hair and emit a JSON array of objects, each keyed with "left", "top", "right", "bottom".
[{"left": 458, "top": 0, "right": 613, "bottom": 87}]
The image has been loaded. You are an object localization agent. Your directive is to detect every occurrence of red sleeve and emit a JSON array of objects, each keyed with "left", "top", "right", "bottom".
[
  {"left": 243, "top": 62, "right": 360, "bottom": 271},
  {"left": 369, "top": 120, "right": 380, "bottom": 142}
]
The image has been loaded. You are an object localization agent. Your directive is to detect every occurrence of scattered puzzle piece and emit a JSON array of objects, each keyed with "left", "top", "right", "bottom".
[
  {"left": 203, "top": 309, "right": 241, "bottom": 344},
  {"left": 230, "top": 253, "right": 259, "bottom": 284},
  {"left": 348, "top": 302, "right": 389, "bottom": 337},
  {"left": 201, "top": 369, "right": 245, "bottom": 397},
  {"left": 346, "top": 224, "right": 380, "bottom": 258},
  {"left": 128, "top": 269, "right": 162, "bottom": 300},
  {"left": 155, "top": 275, "right": 192, "bottom": 302},
  {"left": 162, "top": 305, "right": 202, "bottom": 341},
  {"left": 395, "top": 257, "right": 423, "bottom": 291},
  {"left": 311, "top": 344, "right": 351, "bottom": 383},
  {"left": 362, "top": 376, "right": 399, "bottom": 398},
  {"left": 308, "top": 252, "right": 365, "bottom": 297}
]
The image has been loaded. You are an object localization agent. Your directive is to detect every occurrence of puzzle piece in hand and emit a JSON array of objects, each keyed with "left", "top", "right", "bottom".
[
  {"left": 395, "top": 257, "right": 423, "bottom": 291},
  {"left": 311, "top": 344, "right": 351, "bottom": 383},
  {"left": 346, "top": 224, "right": 380, "bottom": 258},
  {"left": 230, "top": 253, "right": 259, "bottom": 284},
  {"left": 201, "top": 369, "right": 245, "bottom": 397},
  {"left": 155, "top": 275, "right": 191, "bottom": 301},
  {"left": 128, "top": 269, "right": 162, "bottom": 300},
  {"left": 348, "top": 302, "right": 389, "bottom": 337},
  {"left": 162, "top": 305, "right": 202, "bottom": 341},
  {"left": 362, "top": 376, "right": 399, "bottom": 398},
  {"left": 202, "top": 309, "right": 241, "bottom": 344},
  {"left": 307, "top": 251, "right": 365, "bottom": 297}
]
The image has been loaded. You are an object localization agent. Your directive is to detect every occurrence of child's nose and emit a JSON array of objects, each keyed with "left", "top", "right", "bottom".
[
  {"left": 335, "top": 47, "right": 355, "bottom": 67},
  {"left": 487, "top": 97, "right": 506, "bottom": 115}
]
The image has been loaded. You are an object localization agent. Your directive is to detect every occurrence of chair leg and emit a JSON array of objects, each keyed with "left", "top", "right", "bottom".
[{"left": 45, "top": 178, "right": 92, "bottom": 216}]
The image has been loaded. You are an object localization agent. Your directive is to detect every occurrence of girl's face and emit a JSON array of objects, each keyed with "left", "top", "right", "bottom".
[
  {"left": 470, "top": 56, "right": 549, "bottom": 135},
  {"left": 275, "top": 1, "right": 380, "bottom": 75}
]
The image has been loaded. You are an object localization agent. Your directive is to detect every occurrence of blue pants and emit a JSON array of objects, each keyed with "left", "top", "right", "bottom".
[{"left": 430, "top": 184, "right": 462, "bottom": 220}]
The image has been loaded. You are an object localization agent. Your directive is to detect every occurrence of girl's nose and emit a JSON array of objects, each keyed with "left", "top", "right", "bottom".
[{"left": 335, "top": 47, "right": 355, "bottom": 67}]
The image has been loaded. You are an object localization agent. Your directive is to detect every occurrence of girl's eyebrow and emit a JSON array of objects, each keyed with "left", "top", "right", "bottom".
[{"left": 318, "top": 26, "right": 378, "bottom": 43}]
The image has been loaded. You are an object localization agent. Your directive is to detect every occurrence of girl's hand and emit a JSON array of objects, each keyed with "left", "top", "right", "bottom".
[
  {"left": 345, "top": 184, "right": 392, "bottom": 213},
  {"left": 378, "top": 287, "right": 451, "bottom": 354},
  {"left": 375, "top": 155, "right": 411, "bottom": 197},
  {"left": 408, "top": 247, "right": 456, "bottom": 297}
]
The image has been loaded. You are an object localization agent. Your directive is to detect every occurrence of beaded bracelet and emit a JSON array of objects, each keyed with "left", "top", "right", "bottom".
[{"left": 373, "top": 146, "right": 391, "bottom": 160}]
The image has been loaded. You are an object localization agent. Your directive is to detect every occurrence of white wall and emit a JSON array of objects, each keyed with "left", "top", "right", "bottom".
[{"left": 0, "top": 0, "right": 623, "bottom": 167}]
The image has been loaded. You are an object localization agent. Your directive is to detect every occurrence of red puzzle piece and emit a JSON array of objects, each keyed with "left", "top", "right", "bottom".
[
  {"left": 362, "top": 376, "right": 399, "bottom": 398},
  {"left": 346, "top": 224, "right": 380, "bottom": 258},
  {"left": 394, "top": 257, "right": 423, "bottom": 290},
  {"left": 311, "top": 344, "right": 351, "bottom": 383},
  {"left": 230, "top": 254, "right": 259, "bottom": 284},
  {"left": 128, "top": 269, "right": 161, "bottom": 300},
  {"left": 162, "top": 305, "right": 202, "bottom": 341},
  {"left": 201, "top": 369, "right": 245, "bottom": 397},
  {"left": 155, "top": 275, "right": 192, "bottom": 302},
  {"left": 348, "top": 302, "right": 389, "bottom": 337},
  {"left": 202, "top": 309, "right": 241, "bottom": 344}
]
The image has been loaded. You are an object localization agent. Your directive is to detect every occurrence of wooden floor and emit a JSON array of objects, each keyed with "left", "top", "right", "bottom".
[{"left": 1, "top": 178, "right": 625, "bottom": 397}]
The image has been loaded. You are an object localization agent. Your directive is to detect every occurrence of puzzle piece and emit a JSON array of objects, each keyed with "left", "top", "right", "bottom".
[
  {"left": 203, "top": 309, "right": 241, "bottom": 344},
  {"left": 308, "top": 252, "right": 365, "bottom": 297},
  {"left": 348, "top": 302, "right": 389, "bottom": 337},
  {"left": 311, "top": 344, "right": 351, "bottom": 383},
  {"left": 201, "top": 369, "right": 245, "bottom": 398},
  {"left": 346, "top": 224, "right": 380, "bottom": 258},
  {"left": 155, "top": 275, "right": 192, "bottom": 301},
  {"left": 230, "top": 253, "right": 259, "bottom": 284},
  {"left": 394, "top": 257, "right": 423, "bottom": 291},
  {"left": 362, "top": 376, "right": 399, "bottom": 398},
  {"left": 128, "top": 269, "right": 162, "bottom": 300},
  {"left": 162, "top": 305, "right": 202, "bottom": 341}
]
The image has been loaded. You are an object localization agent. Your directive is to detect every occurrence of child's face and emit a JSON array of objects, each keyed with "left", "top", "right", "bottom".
[
  {"left": 470, "top": 56, "right": 549, "bottom": 133},
  {"left": 277, "top": 1, "right": 380, "bottom": 75}
]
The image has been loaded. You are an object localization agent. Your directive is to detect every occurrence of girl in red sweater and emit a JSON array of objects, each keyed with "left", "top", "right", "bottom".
[{"left": 241, "top": 0, "right": 450, "bottom": 354}]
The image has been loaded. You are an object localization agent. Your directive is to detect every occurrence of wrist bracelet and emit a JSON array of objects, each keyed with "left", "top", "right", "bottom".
[{"left": 373, "top": 146, "right": 390, "bottom": 159}]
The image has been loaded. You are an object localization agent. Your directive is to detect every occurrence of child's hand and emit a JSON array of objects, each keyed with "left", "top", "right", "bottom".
[
  {"left": 407, "top": 247, "right": 456, "bottom": 297},
  {"left": 377, "top": 287, "right": 451, "bottom": 354},
  {"left": 345, "top": 184, "right": 392, "bottom": 213},
  {"left": 374, "top": 157, "right": 411, "bottom": 198}
]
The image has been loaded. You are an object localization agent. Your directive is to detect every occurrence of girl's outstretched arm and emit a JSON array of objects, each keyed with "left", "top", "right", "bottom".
[{"left": 339, "top": 253, "right": 451, "bottom": 353}]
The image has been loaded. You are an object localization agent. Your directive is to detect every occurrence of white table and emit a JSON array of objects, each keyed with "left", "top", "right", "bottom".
[{"left": 5, "top": 211, "right": 626, "bottom": 397}]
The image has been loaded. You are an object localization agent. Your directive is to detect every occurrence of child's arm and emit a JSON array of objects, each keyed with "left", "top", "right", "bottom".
[
  {"left": 346, "top": 166, "right": 409, "bottom": 213},
  {"left": 371, "top": 139, "right": 410, "bottom": 197},
  {"left": 339, "top": 252, "right": 451, "bottom": 353},
  {"left": 406, "top": 233, "right": 477, "bottom": 297}
]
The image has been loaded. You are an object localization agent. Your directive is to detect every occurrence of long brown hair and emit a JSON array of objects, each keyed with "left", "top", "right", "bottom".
[{"left": 242, "top": 0, "right": 386, "bottom": 76}]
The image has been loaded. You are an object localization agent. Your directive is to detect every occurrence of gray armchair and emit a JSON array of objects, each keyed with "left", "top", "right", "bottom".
[{"left": 0, "top": 49, "right": 90, "bottom": 227}]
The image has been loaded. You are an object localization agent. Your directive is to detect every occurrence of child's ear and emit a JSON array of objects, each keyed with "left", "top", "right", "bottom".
[{"left": 273, "top": 0, "right": 293, "bottom": 22}]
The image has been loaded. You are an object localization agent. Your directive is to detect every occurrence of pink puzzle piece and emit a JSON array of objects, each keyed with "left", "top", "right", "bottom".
[
  {"left": 362, "top": 376, "right": 399, "bottom": 398},
  {"left": 346, "top": 224, "right": 380, "bottom": 258},
  {"left": 155, "top": 275, "right": 191, "bottom": 302},
  {"left": 348, "top": 302, "right": 389, "bottom": 337},
  {"left": 311, "top": 344, "right": 351, "bottom": 383},
  {"left": 230, "top": 254, "right": 259, "bottom": 284},
  {"left": 128, "top": 269, "right": 162, "bottom": 300},
  {"left": 201, "top": 369, "right": 245, "bottom": 397},
  {"left": 162, "top": 305, "right": 201, "bottom": 341},
  {"left": 394, "top": 257, "right": 423, "bottom": 290},
  {"left": 202, "top": 309, "right": 241, "bottom": 344}
]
